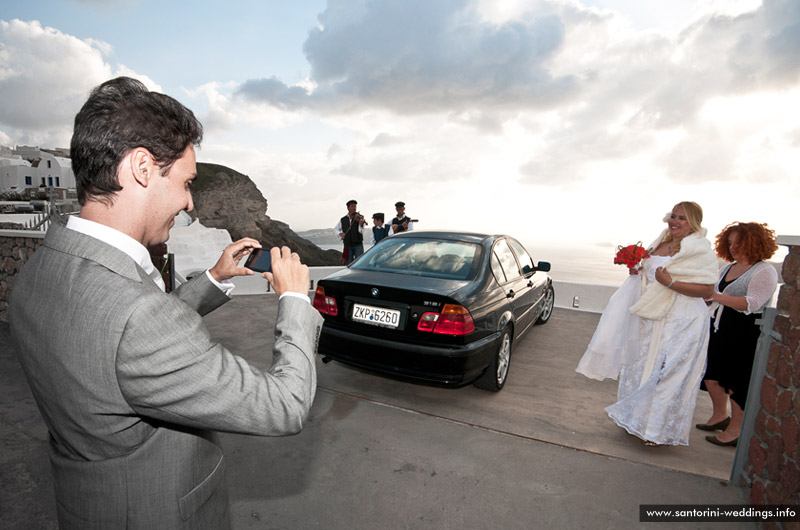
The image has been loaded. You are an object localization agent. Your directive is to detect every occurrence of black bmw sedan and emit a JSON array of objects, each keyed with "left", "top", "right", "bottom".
[{"left": 313, "top": 231, "right": 554, "bottom": 391}]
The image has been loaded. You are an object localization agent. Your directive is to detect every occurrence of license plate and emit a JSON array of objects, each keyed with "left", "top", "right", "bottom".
[{"left": 351, "top": 303, "right": 401, "bottom": 328}]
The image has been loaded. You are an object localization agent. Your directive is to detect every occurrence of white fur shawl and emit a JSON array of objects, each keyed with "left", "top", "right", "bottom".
[{"left": 629, "top": 229, "right": 718, "bottom": 320}]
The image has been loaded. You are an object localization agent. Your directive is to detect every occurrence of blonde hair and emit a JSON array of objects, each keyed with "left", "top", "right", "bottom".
[{"left": 662, "top": 201, "right": 703, "bottom": 254}]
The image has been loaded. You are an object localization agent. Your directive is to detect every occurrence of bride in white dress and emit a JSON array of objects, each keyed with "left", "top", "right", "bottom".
[{"left": 576, "top": 202, "right": 718, "bottom": 446}]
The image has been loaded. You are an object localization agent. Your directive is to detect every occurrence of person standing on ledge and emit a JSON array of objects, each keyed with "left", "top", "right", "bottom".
[
  {"left": 369, "top": 212, "right": 392, "bottom": 246},
  {"left": 576, "top": 201, "right": 717, "bottom": 447},
  {"left": 697, "top": 222, "right": 779, "bottom": 447},
  {"left": 391, "top": 201, "right": 415, "bottom": 233},
  {"left": 8, "top": 76, "right": 322, "bottom": 530},
  {"left": 335, "top": 199, "right": 366, "bottom": 264}
]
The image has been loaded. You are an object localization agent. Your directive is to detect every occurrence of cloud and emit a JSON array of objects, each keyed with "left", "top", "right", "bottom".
[
  {"left": 237, "top": 77, "right": 310, "bottom": 111},
  {"left": 236, "top": 0, "right": 577, "bottom": 114},
  {"left": 759, "top": 0, "right": 800, "bottom": 85},
  {"left": 4, "top": 0, "right": 797, "bottom": 236},
  {"left": 516, "top": 0, "right": 800, "bottom": 185},
  {"left": 226, "top": 0, "right": 798, "bottom": 189},
  {"left": 369, "top": 133, "right": 404, "bottom": 147},
  {"left": 186, "top": 81, "right": 307, "bottom": 135},
  {"left": 186, "top": 0, "right": 795, "bottom": 194},
  {"left": 791, "top": 127, "right": 800, "bottom": 147},
  {"left": 0, "top": 19, "right": 156, "bottom": 147},
  {"left": 0, "top": 20, "right": 111, "bottom": 136}
]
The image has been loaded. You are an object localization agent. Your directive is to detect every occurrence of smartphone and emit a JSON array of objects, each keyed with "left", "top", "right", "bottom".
[{"left": 244, "top": 248, "right": 272, "bottom": 273}]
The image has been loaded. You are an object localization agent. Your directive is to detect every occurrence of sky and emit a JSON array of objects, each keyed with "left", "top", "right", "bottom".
[{"left": 1, "top": 0, "right": 798, "bottom": 252}]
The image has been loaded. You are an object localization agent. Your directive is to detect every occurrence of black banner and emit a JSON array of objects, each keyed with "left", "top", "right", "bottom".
[{"left": 640, "top": 505, "right": 800, "bottom": 523}]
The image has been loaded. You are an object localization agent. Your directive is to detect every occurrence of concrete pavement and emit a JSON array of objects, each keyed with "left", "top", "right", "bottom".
[{"left": 1, "top": 294, "right": 752, "bottom": 529}]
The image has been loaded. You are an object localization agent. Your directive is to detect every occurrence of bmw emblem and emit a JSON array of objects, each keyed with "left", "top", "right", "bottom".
[{"left": 371, "top": 288, "right": 380, "bottom": 298}]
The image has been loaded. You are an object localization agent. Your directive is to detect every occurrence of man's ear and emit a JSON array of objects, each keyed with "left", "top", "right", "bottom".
[{"left": 128, "top": 148, "right": 158, "bottom": 188}]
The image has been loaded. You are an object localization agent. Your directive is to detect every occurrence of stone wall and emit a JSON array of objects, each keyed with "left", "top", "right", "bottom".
[
  {"left": 747, "top": 237, "right": 800, "bottom": 518},
  {"left": 0, "top": 232, "right": 44, "bottom": 322}
]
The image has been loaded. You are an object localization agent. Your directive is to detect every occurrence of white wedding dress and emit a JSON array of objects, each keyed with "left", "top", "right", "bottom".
[
  {"left": 578, "top": 255, "right": 711, "bottom": 446},
  {"left": 575, "top": 273, "right": 642, "bottom": 381}
]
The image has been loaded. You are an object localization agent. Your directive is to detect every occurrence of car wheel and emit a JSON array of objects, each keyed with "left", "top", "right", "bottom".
[
  {"left": 474, "top": 327, "right": 512, "bottom": 392},
  {"left": 535, "top": 284, "right": 554, "bottom": 325}
]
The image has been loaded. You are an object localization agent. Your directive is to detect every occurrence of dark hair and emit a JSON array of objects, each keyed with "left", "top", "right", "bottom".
[
  {"left": 71, "top": 77, "right": 203, "bottom": 205},
  {"left": 372, "top": 212, "right": 384, "bottom": 222},
  {"left": 715, "top": 222, "right": 778, "bottom": 263}
]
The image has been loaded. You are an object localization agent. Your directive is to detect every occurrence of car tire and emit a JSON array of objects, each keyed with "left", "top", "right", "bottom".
[
  {"left": 474, "top": 327, "right": 512, "bottom": 392},
  {"left": 535, "top": 284, "right": 555, "bottom": 325}
]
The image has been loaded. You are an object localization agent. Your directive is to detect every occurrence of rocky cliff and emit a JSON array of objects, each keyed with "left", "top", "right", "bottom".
[{"left": 189, "top": 162, "right": 341, "bottom": 266}]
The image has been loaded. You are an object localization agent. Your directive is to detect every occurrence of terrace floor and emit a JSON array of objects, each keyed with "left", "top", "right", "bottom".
[{"left": 1, "top": 295, "right": 752, "bottom": 530}]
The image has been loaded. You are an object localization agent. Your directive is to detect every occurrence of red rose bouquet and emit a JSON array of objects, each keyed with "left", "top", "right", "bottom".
[{"left": 614, "top": 242, "right": 650, "bottom": 270}]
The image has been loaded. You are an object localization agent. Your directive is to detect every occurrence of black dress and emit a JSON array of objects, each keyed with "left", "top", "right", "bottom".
[{"left": 701, "top": 266, "right": 762, "bottom": 409}]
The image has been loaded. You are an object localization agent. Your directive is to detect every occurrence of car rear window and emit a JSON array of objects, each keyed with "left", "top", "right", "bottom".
[{"left": 353, "top": 238, "right": 481, "bottom": 280}]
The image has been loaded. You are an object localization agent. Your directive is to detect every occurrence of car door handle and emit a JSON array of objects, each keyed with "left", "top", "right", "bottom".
[{"left": 507, "top": 289, "right": 515, "bottom": 299}]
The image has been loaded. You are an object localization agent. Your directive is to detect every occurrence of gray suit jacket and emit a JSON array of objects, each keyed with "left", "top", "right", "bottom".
[{"left": 9, "top": 221, "right": 322, "bottom": 529}]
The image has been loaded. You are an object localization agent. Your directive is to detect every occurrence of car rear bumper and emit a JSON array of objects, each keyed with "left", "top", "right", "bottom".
[{"left": 318, "top": 325, "right": 501, "bottom": 385}]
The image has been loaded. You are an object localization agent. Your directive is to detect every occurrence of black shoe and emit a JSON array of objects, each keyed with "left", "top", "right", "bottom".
[
  {"left": 705, "top": 434, "right": 738, "bottom": 447},
  {"left": 695, "top": 417, "right": 730, "bottom": 431}
]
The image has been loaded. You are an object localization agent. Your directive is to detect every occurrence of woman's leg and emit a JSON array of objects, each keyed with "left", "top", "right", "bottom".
[
  {"left": 702, "top": 380, "right": 730, "bottom": 424},
  {"left": 714, "top": 399, "right": 744, "bottom": 443}
]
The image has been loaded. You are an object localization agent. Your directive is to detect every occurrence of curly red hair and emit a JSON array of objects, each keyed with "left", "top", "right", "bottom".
[{"left": 714, "top": 222, "right": 778, "bottom": 263}]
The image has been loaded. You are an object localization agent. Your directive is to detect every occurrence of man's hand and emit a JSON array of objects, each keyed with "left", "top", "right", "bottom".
[
  {"left": 209, "top": 238, "right": 261, "bottom": 283},
  {"left": 338, "top": 231, "right": 345, "bottom": 240},
  {"left": 264, "top": 246, "right": 310, "bottom": 296},
  {"left": 401, "top": 220, "right": 409, "bottom": 230}
]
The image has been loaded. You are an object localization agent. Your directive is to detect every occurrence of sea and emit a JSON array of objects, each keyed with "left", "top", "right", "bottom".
[
  {"left": 319, "top": 242, "right": 633, "bottom": 286},
  {"left": 318, "top": 241, "right": 789, "bottom": 287}
]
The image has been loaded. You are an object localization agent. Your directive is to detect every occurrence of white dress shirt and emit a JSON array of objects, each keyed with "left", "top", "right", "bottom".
[
  {"left": 66, "top": 216, "right": 231, "bottom": 294},
  {"left": 369, "top": 223, "right": 394, "bottom": 246},
  {"left": 65, "top": 216, "right": 310, "bottom": 303}
]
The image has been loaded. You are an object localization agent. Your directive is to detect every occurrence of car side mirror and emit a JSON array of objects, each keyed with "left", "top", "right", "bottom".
[{"left": 536, "top": 261, "right": 551, "bottom": 272}]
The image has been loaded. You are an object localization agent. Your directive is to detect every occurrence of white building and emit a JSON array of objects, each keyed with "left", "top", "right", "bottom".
[
  {"left": 0, "top": 156, "right": 36, "bottom": 191},
  {"left": 0, "top": 146, "right": 76, "bottom": 196},
  {"left": 34, "top": 153, "right": 75, "bottom": 190}
]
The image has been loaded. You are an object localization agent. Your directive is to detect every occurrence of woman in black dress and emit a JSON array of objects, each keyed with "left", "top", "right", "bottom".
[{"left": 697, "top": 222, "right": 779, "bottom": 447}]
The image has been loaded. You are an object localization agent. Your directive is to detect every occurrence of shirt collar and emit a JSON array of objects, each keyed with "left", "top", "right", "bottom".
[{"left": 66, "top": 216, "right": 165, "bottom": 290}]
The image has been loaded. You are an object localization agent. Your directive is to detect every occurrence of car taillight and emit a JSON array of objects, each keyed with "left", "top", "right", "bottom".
[
  {"left": 312, "top": 286, "right": 338, "bottom": 316},
  {"left": 417, "top": 304, "right": 474, "bottom": 335}
]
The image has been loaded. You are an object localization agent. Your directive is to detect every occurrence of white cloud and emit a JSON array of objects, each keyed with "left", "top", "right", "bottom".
[
  {"left": 113, "top": 65, "right": 161, "bottom": 92},
  {"left": 185, "top": 81, "right": 308, "bottom": 135},
  {"left": 0, "top": 20, "right": 109, "bottom": 143},
  {"left": 1, "top": 2, "right": 798, "bottom": 245},
  {"left": 513, "top": 0, "right": 800, "bottom": 186},
  {"left": 237, "top": 0, "right": 578, "bottom": 114},
  {"left": 0, "top": 19, "right": 166, "bottom": 147},
  {"left": 0, "top": 20, "right": 118, "bottom": 146},
  {"left": 222, "top": 0, "right": 799, "bottom": 195}
]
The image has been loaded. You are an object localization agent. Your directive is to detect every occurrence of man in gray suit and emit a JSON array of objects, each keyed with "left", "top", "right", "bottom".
[{"left": 8, "top": 77, "right": 322, "bottom": 529}]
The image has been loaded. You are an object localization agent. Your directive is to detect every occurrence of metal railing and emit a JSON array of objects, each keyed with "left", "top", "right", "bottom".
[
  {"left": 730, "top": 307, "right": 780, "bottom": 485},
  {"left": 2, "top": 201, "right": 68, "bottom": 231}
]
